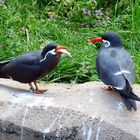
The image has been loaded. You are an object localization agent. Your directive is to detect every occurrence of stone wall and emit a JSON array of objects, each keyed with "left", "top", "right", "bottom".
[{"left": 0, "top": 79, "right": 140, "bottom": 140}]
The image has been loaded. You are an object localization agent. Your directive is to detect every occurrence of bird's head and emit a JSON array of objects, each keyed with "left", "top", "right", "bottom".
[
  {"left": 89, "top": 32, "right": 122, "bottom": 48},
  {"left": 41, "top": 43, "right": 72, "bottom": 58}
]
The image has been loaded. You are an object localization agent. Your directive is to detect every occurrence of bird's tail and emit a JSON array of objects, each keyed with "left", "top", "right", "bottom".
[
  {"left": 123, "top": 79, "right": 140, "bottom": 101},
  {"left": 119, "top": 79, "right": 140, "bottom": 111},
  {"left": 120, "top": 94, "right": 137, "bottom": 111},
  {"left": 0, "top": 60, "right": 11, "bottom": 78}
]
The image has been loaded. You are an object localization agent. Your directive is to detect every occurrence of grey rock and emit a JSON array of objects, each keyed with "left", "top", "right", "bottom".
[
  {"left": 0, "top": 0, "right": 4, "bottom": 4},
  {"left": 0, "top": 79, "right": 140, "bottom": 140}
]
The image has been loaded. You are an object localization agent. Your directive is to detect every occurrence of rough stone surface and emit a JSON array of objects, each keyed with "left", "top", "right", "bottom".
[
  {"left": 0, "top": 0, "right": 4, "bottom": 4},
  {"left": 0, "top": 78, "right": 140, "bottom": 140}
]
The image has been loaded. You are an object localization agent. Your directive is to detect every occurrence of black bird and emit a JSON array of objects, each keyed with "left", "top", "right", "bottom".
[
  {"left": 0, "top": 43, "right": 72, "bottom": 94},
  {"left": 89, "top": 31, "right": 140, "bottom": 111}
]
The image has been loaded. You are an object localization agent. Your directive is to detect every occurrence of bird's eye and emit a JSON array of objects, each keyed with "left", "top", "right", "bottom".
[{"left": 103, "top": 40, "right": 110, "bottom": 48}]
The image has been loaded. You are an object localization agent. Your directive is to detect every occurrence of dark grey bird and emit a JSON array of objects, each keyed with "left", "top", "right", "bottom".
[
  {"left": 0, "top": 43, "right": 71, "bottom": 94},
  {"left": 89, "top": 31, "right": 140, "bottom": 111}
]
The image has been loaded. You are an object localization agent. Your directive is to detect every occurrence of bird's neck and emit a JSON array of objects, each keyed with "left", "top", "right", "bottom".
[{"left": 40, "top": 55, "right": 60, "bottom": 71}]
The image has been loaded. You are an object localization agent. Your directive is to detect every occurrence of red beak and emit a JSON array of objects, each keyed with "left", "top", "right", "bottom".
[{"left": 88, "top": 37, "right": 103, "bottom": 43}]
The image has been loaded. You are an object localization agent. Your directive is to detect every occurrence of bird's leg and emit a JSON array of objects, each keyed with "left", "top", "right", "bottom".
[
  {"left": 101, "top": 85, "right": 113, "bottom": 91},
  {"left": 33, "top": 81, "right": 47, "bottom": 94},
  {"left": 29, "top": 83, "right": 36, "bottom": 92}
]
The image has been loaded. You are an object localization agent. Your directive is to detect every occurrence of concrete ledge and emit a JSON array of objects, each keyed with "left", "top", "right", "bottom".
[{"left": 0, "top": 79, "right": 140, "bottom": 140}]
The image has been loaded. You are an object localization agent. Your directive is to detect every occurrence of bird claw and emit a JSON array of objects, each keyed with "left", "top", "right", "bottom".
[
  {"left": 101, "top": 86, "right": 113, "bottom": 91},
  {"left": 33, "top": 89, "right": 47, "bottom": 94}
]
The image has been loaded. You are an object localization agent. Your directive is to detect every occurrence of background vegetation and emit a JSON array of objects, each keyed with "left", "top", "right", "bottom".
[{"left": 0, "top": 0, "right": 140, "bottom": 83}]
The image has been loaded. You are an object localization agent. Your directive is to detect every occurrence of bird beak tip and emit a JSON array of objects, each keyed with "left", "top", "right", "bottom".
[
  {"left": 68, "top": 54, "right": 72, "bottom": 58},
  {"left": 65, "top": 51, "right": 72, "bottom": 58}
]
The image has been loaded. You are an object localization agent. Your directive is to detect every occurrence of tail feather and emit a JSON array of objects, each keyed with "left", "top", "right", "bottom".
[
  {"left": 0, "top": 60, "right": 11, "bottom": 68},
  {"left": 118, "top": 79, "right": 140, "bottom": 111},
  {"left": 120, "top": 94, "right": 137, "bottom": 111},
  {"left": 121, "top": 79, "right": 140, "bottom": 101},
  {"left": 125, "top": 91, "right": 140, "bottom": 102},
  {"left": 0, "top": 60, "right": 11, "bottom": 78}
]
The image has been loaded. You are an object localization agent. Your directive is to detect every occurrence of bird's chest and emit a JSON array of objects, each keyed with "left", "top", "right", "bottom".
[
  {"left": 110, "top": 50, "right": 117, "bottom": 57},
  {"left": 99, "top": 48, "right": 119, "bottom": 61}
]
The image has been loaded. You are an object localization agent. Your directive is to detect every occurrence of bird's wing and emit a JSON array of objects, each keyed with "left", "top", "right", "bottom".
[
  {"left": 3, "top": 51, "right": 42, "bottom": 70},
  {"left": 1, "top": 51, "right": 42, "bottom": 67},
  {"left": 116, "top": 48, "right": 134, "bottom": 85},
  {"left": 0, "top": 59, "right": 15, "bottom": 70},
  {"left": 1, "top": 51, "right": 43, "bottom": 82},
  {"left": 0, "top": 60, "right": 11, "bottom": 64},
  {"left": 12, "top": 51, "right": 42, "bottom": 65},
  {"left": 0, "top": 58, "right": 14, "bottom": 65},
  {"left": 2, "top": 51, "right": 41, "bottom": 72},
  {"left": 96, "top": 48, "right": 134, "bottom": 89}
]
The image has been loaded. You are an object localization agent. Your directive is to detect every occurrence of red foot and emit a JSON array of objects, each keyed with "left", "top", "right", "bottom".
[
  {"left": 101, "top": 86, "right": 113, "bottom": 91},
  {"left": 33, "top": 89, "right": 47, "bottom": 94}
]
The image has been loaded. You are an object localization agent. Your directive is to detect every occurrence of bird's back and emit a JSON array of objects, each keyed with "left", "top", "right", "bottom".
[{"left": 96, "top": 47, "right": 134, "bottom": 89}]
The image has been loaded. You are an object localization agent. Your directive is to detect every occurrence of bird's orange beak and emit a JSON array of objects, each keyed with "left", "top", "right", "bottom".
[
  {"left": 56, "top": 46, "right": 66, "bottom": 51},
  {"left": 56, "top": 46, "right": 72, "bottom": 58},
  {"left": 88, "top": 37, "right": 103, "bottom": 43}
]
